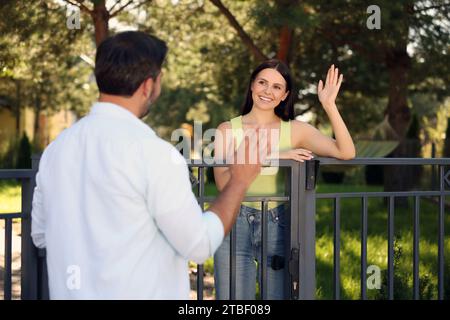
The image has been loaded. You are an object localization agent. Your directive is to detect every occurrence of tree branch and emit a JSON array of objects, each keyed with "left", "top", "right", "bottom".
[
  {"left": 209, "top": 0, "right": 268, "bottom": 61},
  {"left": 108, "top": 1, "right": 122, "bottom": 13},
  {"left": 109, "top": 0, "right": 133, "bottom": 17},
  {"left": 63, "top": 0, "right": 92, "bottom": 15},
  {"left": 412, "top": 2, "right": 450, "bottom": 14},
  {"left": 110, "top": 0, "right": 152, "bottom": 18}
]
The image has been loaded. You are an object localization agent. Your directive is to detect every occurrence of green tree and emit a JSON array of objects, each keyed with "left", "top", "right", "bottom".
[
  {"left": 444, "top": 118, "right": 450, "bottom": 158},
  {"left": 0, "top": 0, "right": 97, "bottom": 150},
  {"left": 62, "top": 0, "right": 152, "bottom": 46},
  {"left": 17, "top": 133, "right": 32, "bottom": 169}
]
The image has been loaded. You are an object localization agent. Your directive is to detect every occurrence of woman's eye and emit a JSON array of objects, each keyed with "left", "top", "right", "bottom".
[{"left": 274, "top": 86, "right": 281, "bottom": 90}]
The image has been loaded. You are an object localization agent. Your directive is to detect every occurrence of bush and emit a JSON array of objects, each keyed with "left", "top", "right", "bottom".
[
  {"left": 444, "top": 118, "right": 450, "bottom": 158},
  {"left": 17, "top": 133, "right": 32, "bottom": 169},
  {"left": 321, "top": 171, "right": 345, "bottom": 183},
  {"left": 0, "top": 137, "right": 19, "bottom": 169},
  {"left": 365, "top": 165, "right": 384, "bottom": 185},
  {"left": 376, "top": 238, "right": 436, "bottom": 300},
  {"left": 0, "top": 133, "right": 33, "bottom": 169}
]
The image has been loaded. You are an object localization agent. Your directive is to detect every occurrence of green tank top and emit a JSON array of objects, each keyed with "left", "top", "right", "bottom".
[{"left": 230, "top": 116, "right": 292, "bottom": 209}]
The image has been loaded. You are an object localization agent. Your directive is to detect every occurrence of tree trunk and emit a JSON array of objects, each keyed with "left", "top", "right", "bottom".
[
  {"left": 383, "top": 47, "right": 413, "bottom": 207},
  {"left": 385, "top": 49, "right": 411, "bottom": 139},
  {"left": 275, "top": 0, "right": 298, "bottom": 65},
  {"left": 92, "top": 0, "right": 109, "bottom": 47},
  {"left": 276, "top": 26, "right": 293, "bottom": 64},
  {"left": 444, "top": 118, "right": 450, "bottom": 157},
  {"left": 33, "top": 90, "right": 42, "bottom": 150},
  {"left": 14, "top": 79, "right": 21, "bottom": 136},
  {"left": 209, "top": 0, "right": 268, "bottom": 61}
]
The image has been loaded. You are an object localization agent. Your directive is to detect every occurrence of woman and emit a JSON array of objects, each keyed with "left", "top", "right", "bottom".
[{"left": 213, "top": 59, "right": 355, "bottom": 299}]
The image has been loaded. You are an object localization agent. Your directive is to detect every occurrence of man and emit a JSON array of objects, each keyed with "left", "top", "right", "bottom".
[{"left": 31, "top": 31, "right": 262, "bottom": 299}]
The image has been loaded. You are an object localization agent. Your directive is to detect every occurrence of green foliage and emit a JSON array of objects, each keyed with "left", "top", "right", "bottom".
[
  {"left": 2, "top": 0, "right": 447, "bottom": 147},
  {"left": 0, "top": 133, "right": 33, "bottom": 169},
  {"left": 0, "top": 137, "right": 19, "bottom": 169},
  {"left": 444, "top": 118, "right": 450, "bottom": 158},
  {"left": 17, "top": 133, "right": 32, "bottom": 169},
  {"left": 0, "top": 180, "right": 21, "bottom": 214},
  {"left": 0, "top": 0, "right": 97, "bottom": 146},
  {"left": 406, "top": 114, "right": 420, "bottom": 139},
  {"left": 376, "top": 239, "right": 436, "bottom": 300}
]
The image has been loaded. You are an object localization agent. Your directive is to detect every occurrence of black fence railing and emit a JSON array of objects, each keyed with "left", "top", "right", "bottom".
[
  {"left": 315, "top": 157, "right": 450, "bottom": 300},
  {"left": 0, "top": 155, "right": 49, "bottom": 300},
  {"left": 189, "top": 158, "right": 449, "bottom": 300},
  {"left": 1, "top": 156, "right": 449, "bottom": 300}
]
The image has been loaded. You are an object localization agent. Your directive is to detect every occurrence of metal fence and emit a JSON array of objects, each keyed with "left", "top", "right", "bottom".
[
  {"left": 1, "top": 156, "right": 449, "bottom": 300},
  {"left": 0, "top": 155, "right": 48, "bottom": 300},
  {"left": 189, "top": 158, "right": 449, "bottom": 300},
  {"left": 315, "top": 157, "right": 450, "bottom": 300}
]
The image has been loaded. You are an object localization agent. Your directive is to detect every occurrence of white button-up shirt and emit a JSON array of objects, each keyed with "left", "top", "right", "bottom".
[{"left": 31, "top": 102, "right": 224, "bottom": 299}]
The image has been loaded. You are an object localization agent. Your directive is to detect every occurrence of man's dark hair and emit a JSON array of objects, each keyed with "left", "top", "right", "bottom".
[{"left": 95, "top": 31, "right": 168, "bottom": 96}]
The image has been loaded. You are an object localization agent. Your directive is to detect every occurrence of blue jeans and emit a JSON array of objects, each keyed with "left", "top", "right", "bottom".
[{"left": 213, "top": 204, "right": 287, "bottom": 300}]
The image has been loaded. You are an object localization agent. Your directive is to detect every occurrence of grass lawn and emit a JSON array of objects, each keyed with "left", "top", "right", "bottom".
[
  {"left": 0, "top": 181, "right": 21, "bottom": 214},
  {"left": 315, "top": 184, "right": 450, "bottom": 300},
  {"left": 193, "top": 180, "right": 450, "bottom": 300}
]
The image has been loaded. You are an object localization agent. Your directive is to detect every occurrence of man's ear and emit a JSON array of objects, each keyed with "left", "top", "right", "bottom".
[
  {"left": 142, "top": 77, "right": 154, "bottom": 98},
  {"left": 152, "top": 72, "right": 162, "bottom": 91}
]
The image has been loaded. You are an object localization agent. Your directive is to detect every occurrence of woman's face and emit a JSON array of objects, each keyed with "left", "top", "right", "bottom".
[{"left": 251, "top": 68, "right": 289, "bottom": 112}]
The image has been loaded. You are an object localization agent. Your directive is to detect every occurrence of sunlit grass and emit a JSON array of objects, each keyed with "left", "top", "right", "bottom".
[
  {"left": 316, "top": 191, "right": 450, "bottom": 300},
  {"left": 199, "top": 181, "right": 450, "bottom": 300},
  {"left": 0, "top": 181, "right": 21, "bottom": 214}
]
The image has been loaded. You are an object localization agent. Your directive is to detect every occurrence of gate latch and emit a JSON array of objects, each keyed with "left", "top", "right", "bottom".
[{"left": 288, "top": 247, "right": 300, "bottom": 299}]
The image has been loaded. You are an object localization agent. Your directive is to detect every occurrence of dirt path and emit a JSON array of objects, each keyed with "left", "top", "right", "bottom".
[
  {"left": 0, "top": 221, "right": 22, "bottom": 299},
  {"left": 189, "top": 267, "right": 215, "bottom": 300}
]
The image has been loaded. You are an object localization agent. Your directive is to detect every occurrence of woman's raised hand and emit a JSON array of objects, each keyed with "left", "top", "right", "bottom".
[{"left": 317, "top": 64, "right": 343, "bottom": 109}]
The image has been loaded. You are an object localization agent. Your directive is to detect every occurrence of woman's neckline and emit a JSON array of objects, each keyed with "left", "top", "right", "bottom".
[{"left": 241, "top": 114, "right": 282, "bottom": 127}]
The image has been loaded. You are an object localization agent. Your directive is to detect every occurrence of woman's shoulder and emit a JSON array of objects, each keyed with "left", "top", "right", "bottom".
[
  {"left": 217, "top": 120, "right": 231, "bottom": 131},
  {"left": 217, "top": 115, "right": 243, "bottom": 131},
  {"left": 289, "top": 119, "right": 315, "bottom": 146},
  {"left": 290, "top": 119, "right": 306, "bottom": 130},
  {"left": 290, "top": 119, "right": 314, "bottom": 130}
]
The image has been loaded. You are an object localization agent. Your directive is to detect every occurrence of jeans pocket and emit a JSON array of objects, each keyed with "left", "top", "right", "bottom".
[{"left": 270, "top": 205, "right": 287, "bottom": 227}]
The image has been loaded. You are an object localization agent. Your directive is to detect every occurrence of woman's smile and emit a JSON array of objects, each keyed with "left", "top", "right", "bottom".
[{"left": 258, "top": 95, "right": 273, "bottom": 103}]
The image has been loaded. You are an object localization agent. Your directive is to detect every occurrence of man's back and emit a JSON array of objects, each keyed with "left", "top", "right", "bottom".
[
  {"left": 31, "top": 102, "right": 218, "bottom": 299},
  {"left": 29, "top": 31, "right": 262, "bottom": 300}
]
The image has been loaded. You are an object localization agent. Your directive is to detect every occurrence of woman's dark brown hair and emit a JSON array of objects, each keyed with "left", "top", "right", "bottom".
[{"left": 241, "top": 59, "right": 295, "bottom": 121}]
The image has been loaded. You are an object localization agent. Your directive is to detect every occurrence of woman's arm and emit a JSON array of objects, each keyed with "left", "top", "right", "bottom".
[{"left": 293, "top": 65, "right": 355, "bottom": 160}]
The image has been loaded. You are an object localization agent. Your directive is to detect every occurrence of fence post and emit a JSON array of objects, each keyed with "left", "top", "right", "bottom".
[
  {"left": 20, "top": 155, "right": 40, "bottom": 299},
  {"left": 286, "top": 160, "right": 317, "bottom": 300},
  {"left": 297, "top": 160, "right": 317, "bottom": 299}
]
